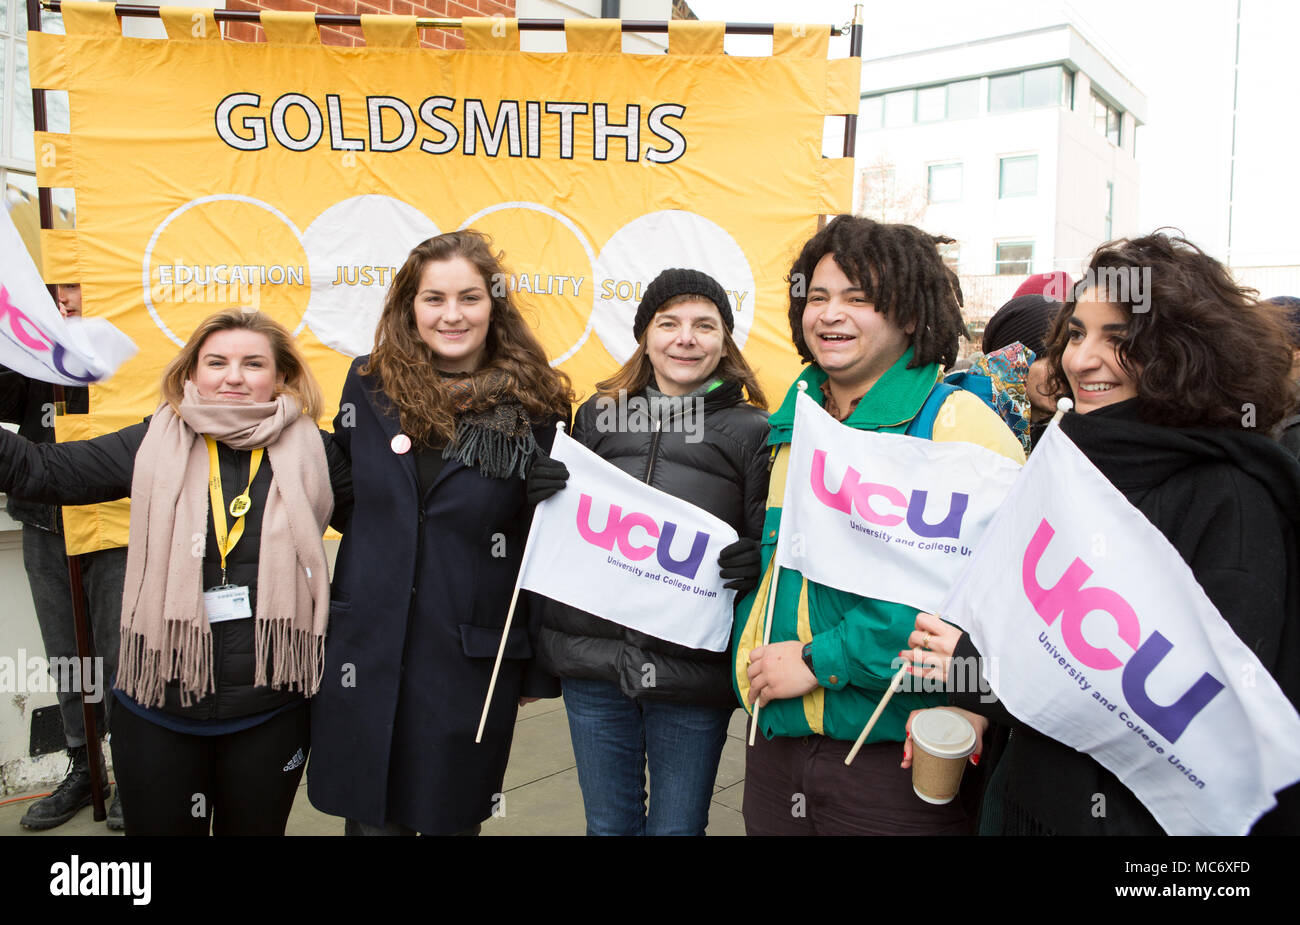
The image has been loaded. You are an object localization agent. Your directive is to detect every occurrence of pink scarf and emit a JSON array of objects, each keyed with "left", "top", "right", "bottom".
[{"left": 116, "top": 382, "right": 333, "bottom": 708}]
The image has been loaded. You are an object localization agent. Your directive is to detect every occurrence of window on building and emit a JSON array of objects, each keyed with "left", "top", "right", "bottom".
[
  {"left": 1064, "top": 69, "right": 1076, "bottom": 109},
  {"left": 1092, "top": 91, "right": 1122, "bottom": 147},
  {"left": 927, "top": 163, "right": 962, "bottom": 203},
  {"left": 988, "top": 66, "right": 1064, "bottom": 114},
  {"left": 4, "top": 7, "right": 68, "bottom": 164},
  {"left": 884, "top": 90, "right": 914, "bottom": 128},
  {"left": 860, "top": 95, "right": 884, "bottom": 131},
  {"left": 863, "top": 78, "right": 982, "bottom": 130},
  {"left": 947, "top": 79, "right": 979, "bottom": 119},
  {"left": 995, "top": 241, "right": 1034, "bottom": 276},
  {"left": 937, "top": 241, "right": 961, "bottom": 273},
  {"left": 988, "top": 73, "right": 1021, "bottom": 113},
  {"left": 1022, "top": 67, "right": 1059, "bottom": 108},
  {"left": 1104, "top": 181, "right": 1114, "bottom": 241},
  {"left": 999, "top": 155, "right": 1037, "bottom": 198},
  {"left": 915, "top": 85, "right": 946, "bottom": 123}
]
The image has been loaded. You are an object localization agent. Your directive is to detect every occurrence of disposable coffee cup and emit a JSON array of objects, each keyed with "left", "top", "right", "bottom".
[{"left": 910, "top": 709, "right": 977, "bottom": 805}]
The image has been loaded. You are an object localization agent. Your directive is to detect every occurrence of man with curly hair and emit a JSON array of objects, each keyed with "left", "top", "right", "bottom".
[{"left": 733, "top": 215, "right": 1024, "bottom": 835}]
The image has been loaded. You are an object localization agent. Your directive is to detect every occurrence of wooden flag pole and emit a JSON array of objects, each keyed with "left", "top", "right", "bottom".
[
  {"left": 474, "top": 422, "right": 564, "bottom": 744},
  {"left": 844, "top": 665, "right": 909, "bottom": 765}
]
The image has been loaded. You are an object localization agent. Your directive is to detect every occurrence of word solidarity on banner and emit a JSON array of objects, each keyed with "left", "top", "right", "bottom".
[
  {"left": 776, "top": 391, "right": 1022, "bottom": 613},
  {"left": 519, "top": 430, "right": 738, "bottom": 652},
  {"left": 0, "top": 206, "right": 135, "bottom": 386},
  {"left": 941, "top": 422, "right": 1300, "bottom": 834}
]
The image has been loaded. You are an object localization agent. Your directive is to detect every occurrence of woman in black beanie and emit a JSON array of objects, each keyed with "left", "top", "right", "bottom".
[{"left": 528, "top": 267, "right": 770, "bottom": 835}]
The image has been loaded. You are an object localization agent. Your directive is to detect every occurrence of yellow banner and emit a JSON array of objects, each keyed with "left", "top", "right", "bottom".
[{"left": 31, "top": 18, "right": 858, "bottom": 551}]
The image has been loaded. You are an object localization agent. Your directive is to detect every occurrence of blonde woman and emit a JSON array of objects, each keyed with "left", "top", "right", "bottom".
[{"left": 0, "top": 309, "right": 349, "bottom": 835}]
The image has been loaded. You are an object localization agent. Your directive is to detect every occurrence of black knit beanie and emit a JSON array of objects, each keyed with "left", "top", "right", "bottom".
[
  {"left": 632, "top": 268, "right": 733, "bottom": 341},
  {"left": 982, "top": 294, "right": 1063, "bottom": 358}
]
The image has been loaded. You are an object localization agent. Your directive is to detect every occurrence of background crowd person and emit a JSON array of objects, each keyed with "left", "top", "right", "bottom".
[
  {"left": 0, "top": 309, "right": 350, "bottom": 835},
  {"left": 307, "top": 230, "right": 572, "bottom": 837},
  {"left": 733, "top": 215, "right": 1024, "bottom": 835},
  {"left": 1265, "top": 295, "right": 1300, "bottom": 457},
  {"left": 1013, "top": 270, "right": 1074, "bottom": 303},
  {"left": 980, "top": 292, "right": 1066, "bottom": 450},
  {"left": 527, "top": 268, "right": 769, "bottom": 836},
  {"left": 904, "top": 233, "right": 1300, "bottom": 835},
  {"left": 1, "top": 281, "right": 128, "bottom": 831}
]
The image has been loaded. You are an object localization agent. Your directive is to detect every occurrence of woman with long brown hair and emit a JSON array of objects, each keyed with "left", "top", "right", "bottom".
[
  {"left": 306, "top": 229, "right": 573, "bottom": 836},
  {"left": 526, "top": 268, "right": 770, "bottom": 835},
  {"left": 0, "top": 308, "right": 349, "bottom": 835}
]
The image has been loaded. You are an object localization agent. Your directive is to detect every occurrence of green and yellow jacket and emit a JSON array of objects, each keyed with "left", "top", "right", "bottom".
[{"left": 732, "top": 349, "right": 1025, "bottom": 744}]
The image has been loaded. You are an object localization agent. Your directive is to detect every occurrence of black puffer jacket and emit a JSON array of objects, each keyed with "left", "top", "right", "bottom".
[
  {"left": 0, "top": 419, "right": 352, "bottom": 722},
  {"left": 535, "top": 379, "right": 770, "bottom": 708},
  {"left": 0, "top": 366, "right": 88, "bottom": 532}
]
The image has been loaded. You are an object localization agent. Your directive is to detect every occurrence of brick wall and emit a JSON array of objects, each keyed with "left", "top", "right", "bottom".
[{"left": 225, "top": 0, "right": 516, "bottom": 49}]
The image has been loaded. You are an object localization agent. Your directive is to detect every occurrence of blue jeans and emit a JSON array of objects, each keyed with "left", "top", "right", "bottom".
[{"left": 562, "top": 677, "right": 732, "bottom": 836}]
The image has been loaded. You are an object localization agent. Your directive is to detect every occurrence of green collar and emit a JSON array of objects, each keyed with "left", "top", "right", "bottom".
[{"left": 768, "top": 347, "right": 941, "bottom": 444}]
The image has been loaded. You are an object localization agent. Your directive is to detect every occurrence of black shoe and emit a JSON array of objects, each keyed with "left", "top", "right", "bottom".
[
  {"left": 19, "top": 745, "right": 110, "bottom": 831},
  {"left": 106, "top": 791, "right": 124, "bottom": 831}
]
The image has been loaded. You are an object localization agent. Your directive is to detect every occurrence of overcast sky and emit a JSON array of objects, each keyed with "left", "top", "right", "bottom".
[{"left": 689, "top": 0, "right": 1299, "bottom": 268}]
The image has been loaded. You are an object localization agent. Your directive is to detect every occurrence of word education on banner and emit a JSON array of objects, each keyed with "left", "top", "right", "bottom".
[
  {"left": 519, "top": 430, "right": 738, "bottom": 653},
  {"left": 941, "top": 422, "right": 1300, "bottom": 835},
  {"left": 777, "top": 390, "right": 1021, "bottom": 613}
]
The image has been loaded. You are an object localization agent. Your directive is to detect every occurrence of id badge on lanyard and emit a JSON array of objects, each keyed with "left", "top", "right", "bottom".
[{"left": 204, "top": 437, "right": 263, "bottom": 623}]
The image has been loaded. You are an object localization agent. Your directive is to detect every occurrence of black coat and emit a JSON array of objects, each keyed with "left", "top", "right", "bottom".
[
  {"left": 953, "top": 400, "right": 1300, "bottom": 835},
  {"left": 536, "top": 379, "right": 770, "bottom": 708},
  {"left": 0, "top": 365, "right": 87, "bottom": 531},
  {"left": 0, "top": 416, "right": 352, "bottom": 721},
  {"left": 307, "top": 357, "right": 560, "bottom": 835}
]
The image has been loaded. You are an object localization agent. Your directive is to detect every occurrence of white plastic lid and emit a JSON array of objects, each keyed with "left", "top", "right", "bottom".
[{"left": 911, "top": 710, "right": 976, "bottom": 759}]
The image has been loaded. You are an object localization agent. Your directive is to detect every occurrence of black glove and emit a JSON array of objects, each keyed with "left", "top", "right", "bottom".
[
  {"left": 526, "top": 455, "right": 569, "bottom": 505},
  {"left": 717, "top": 537, "right": 761, "bottom": 594}
]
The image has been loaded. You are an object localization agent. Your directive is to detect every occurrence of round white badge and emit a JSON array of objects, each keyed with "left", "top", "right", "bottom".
[{"left": 390, "top": 434, "right": 412, "bottom": 455}]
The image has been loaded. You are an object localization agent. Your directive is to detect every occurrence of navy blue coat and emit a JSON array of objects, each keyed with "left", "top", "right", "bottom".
[{"left": 307, "top": 357, "right": 560, "bottom": 835}]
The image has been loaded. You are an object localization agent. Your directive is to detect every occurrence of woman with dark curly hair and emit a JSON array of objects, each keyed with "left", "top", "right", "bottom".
[
  {"left": 903, "top": 232, "right": 1300, "bottom": 834},
  {"left": 306, "top": 230, "right": 573, "bottom": 836}
]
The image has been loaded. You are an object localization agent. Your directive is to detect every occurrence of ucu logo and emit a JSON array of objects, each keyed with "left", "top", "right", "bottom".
[
  {"left": 810, "top": 449, "right": 969, "bottom": 539},
  {"left": 0, "top": 286, "right": 96, "bottom": 383},
  {"left": 1022, "top": 519, "right": 1224, "bottom": 744},
  {"left": 576, "top": 493, "right": 709, "bottom": 579}
]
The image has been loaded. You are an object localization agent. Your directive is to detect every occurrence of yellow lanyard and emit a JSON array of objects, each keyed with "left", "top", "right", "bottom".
[{"left": 206, "top": 437, "right": 264, "bottom": 584}]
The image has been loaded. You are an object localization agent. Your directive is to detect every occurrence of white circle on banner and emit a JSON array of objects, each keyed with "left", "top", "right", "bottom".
[
  {"left": 141, "top": 194, "right": 307, "bottom": 347},
  {"left": 457, "top": 201, "right": 597, "bottom": 367},
  {"left": 302, "top": 196, "right": 440, "bottom": 357},
  {"left": 591, "top": 210, "right": 756, "bottom": 364}
]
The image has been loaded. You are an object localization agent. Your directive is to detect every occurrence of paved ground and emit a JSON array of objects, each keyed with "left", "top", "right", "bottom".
[{"left": 0, "top": 699, "right": 749, "bottom": 836}]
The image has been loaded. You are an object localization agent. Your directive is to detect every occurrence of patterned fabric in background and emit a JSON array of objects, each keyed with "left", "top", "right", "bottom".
[{"left": 970, "top": 343, "right": 1035, "bottom": 455}]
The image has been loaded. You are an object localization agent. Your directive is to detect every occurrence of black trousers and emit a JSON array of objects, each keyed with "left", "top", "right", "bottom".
[
  {"left": 109, "top": 695, "right": 310, "bottom": 836},
  {"left": 742, "top": 731, "right": 970, "bottom": 835}
]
